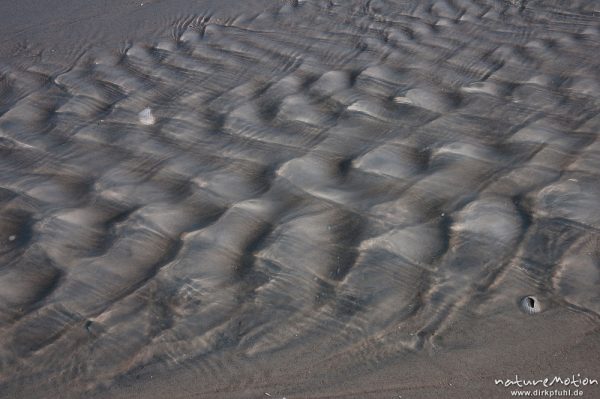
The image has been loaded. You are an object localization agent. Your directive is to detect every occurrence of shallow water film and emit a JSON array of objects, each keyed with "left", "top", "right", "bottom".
[{"left": 0, "top": 0, "right": 599, "bottom": 398}]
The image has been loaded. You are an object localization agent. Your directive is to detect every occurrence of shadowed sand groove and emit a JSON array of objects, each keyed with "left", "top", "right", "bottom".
[{"left": 1, "top": 0, "right": 600, "bottom": 398}]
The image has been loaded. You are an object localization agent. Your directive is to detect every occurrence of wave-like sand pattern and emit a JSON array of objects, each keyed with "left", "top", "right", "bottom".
[{"left": 1, "top": 0, "right": 599, "bottom": 397}]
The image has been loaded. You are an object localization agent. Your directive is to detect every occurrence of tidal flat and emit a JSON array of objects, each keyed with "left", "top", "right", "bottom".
[{"left": 0, "top": 1, "right": 599, "bottom": 398}]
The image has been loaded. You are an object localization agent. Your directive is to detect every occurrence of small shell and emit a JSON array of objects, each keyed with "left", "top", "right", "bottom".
[
  {"left": 138, "top": 107, "right": 156, "bottom": 125},
  {"left": 520, "top": 295, "right": 542, "bottom": 315}
]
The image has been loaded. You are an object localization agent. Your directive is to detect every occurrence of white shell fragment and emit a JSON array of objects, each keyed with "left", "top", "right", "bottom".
[
  {"left": 138, "top": 107, "right": 156, "bottom": 125},
  {"left": 520, "top": 296, "right": 542, "bottom": 315}
]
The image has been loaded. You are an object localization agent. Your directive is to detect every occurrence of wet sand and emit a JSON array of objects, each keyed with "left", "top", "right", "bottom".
[{"left": 1, "top": 1, "right": 599, "bottom": 398}]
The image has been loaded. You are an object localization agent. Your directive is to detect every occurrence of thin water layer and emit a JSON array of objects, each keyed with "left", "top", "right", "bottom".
[{"left": 0, "top": 1, "right": 599, "bottom": 398}]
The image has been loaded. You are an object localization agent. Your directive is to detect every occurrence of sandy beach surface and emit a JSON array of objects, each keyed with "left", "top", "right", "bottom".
[{"left": 1, "top": 1, "right": 599, "bottom": 398}]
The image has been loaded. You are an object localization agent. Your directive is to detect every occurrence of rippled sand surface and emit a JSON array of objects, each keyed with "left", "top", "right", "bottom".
[{"left": 1, "top": 1, "right": 600, "bottom": 398}]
